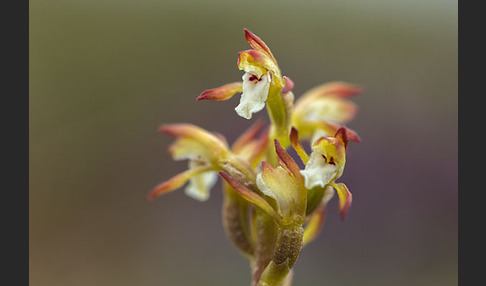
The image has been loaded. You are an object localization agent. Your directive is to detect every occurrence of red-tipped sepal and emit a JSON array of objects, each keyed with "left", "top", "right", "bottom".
[
  {"left": 197, "top": 82, "right": 242, "bottom": 101},
  {"left": 282, "top": 76, "right": 294, "bottom": 94},
  {"left": 319, "top": 121, "right": 361, "bottom": 144},
  {"left": 273, "top": 139, "right": 303, "bottom": 185},
  {"left": 219, "top": 171, "right": 282, "bottom": 225},
  {"left": 332, "top": 182, "right": 352, "bottom": 220},
  {"left": 243, "top": 28, "right": 277, "bottom": 64},
  {"left": 289, "top": 127, "right": 309, "bottom": 165},
  {"left": 257, "top": 161, "right": 305, "bottom": 223},
  {"left": 148, "top": 165, "right": 213, "bottom": 201},
  {"left": 307, "top": 81, "right": 363, "bottom": 98},
  {"left": 237, "top": 49, "right": 279, "bottom": 76},
  {"left": 334, "top": 127, "right": 349, "bottom": 150}
]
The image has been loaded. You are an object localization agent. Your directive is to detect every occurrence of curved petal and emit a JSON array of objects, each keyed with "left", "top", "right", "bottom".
[
  {"left": 303, "top": 121, "right": 361, "bottom": 145},
  {"left": 148, "top": 165, "right": 214, "bottom": 200},
  {"left": 238, "top": 49, "right": 279, "bottom": 77},
  {"left": 197, "top": 82, "right": 243, "bottom": 101},
  {"left": 274, "top": 139, "right": 304, "bottom": 187},
  {"left": 334, "top": 127, "right": 349, "bottom": 150},
  {"left": 159, "top": 124, "right": 228, "bottom": 148},
  {"left": 301, "top": 96, "right": 358, "bottom": 124},
  {"left": 168, "top": 138, "right": 213, "bottom": 161},
  {"left": 281, "top": 76, "right": 294, "bottom": 94},
  {"left": 219, "top": 171, "right": 282, "bottom": 225},
  {"left": 301, "top": 81, "right": 363, "bottom": 99},
  {"left": 256, "top": 162, "right": 302, "bottom": 220},
  {"left": 331, "top": 182, "right": 352, "bottom": 220},
  {"left": 243, "top": 28, "right": 277, "bottom": 64},
  {"left": 290, "top": 127, "right": 309, "bottom": 165},
  {"left": 292, "top": 82, "right": 361, "bottom": 144},
  {"left": 319, "top": 122, "right": 361, "bottom": 144},
  {"left": 160, "top": 123, "right": 229, "bottom": 163}
]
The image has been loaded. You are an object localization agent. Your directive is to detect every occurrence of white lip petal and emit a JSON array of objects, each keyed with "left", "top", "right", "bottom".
[
  {"left": 300, "top": 151, "right": 338, "bottom": 189},
  {"left": 235, "top": 72, "right": 271, "bottom": 119},
  {"left": 184, "top": 170, "right": 217, "bottom": 201}
]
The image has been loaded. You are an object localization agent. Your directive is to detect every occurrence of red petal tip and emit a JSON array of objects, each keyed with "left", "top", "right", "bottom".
[
  {"left": 261, "top": 160, "right": 271, "bottom": 169},
  {"left": 147, "top": 193, "right": 156, "bottom": 201},
  {"left": 290, "top": 126, "right": 299, "bottom": 141},
  {"left": 158, "top": 124, "right": 175, "bottom": 135},
  {"left": 344, "top": 128, "right": 361, "bottom": 144},
  {"left": 147, "top": 181, "right": 170, "bottom": 201},
  {"left": 196, "top": 82, "right": 242, "bottom": 102},
  {"left": 339, "top": 193, "right": 352, "bottom": 220},
  {"left": 325, "top": 82, "right": 364, "bottom": 98},
  {"left": 242, "top": 29, "right": 275, "bottom": 62},
  {"left": 282, "top": 76, "right": 295, "bottom": 94},
  {"left": 335, "top": 127, "right": 349, "bottom": 149},
  {"left": 196, "top": 92, "right": 209, "bottom": 101}
]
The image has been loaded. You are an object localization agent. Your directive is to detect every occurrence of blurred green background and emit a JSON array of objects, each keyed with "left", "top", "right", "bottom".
[{"left": 30, "top": 0, "right": 457, "bottom": 285}]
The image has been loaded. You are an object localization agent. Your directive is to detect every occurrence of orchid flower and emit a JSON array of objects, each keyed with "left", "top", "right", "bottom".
[
  {"left": 292, "top": 126, "right": 353, "bottom": 220},
  {"left": 286, "top": 126, "right": 353, "bottom": 248},
  {"left": 148, "top": 121, "right": 269, "bottom": 202},
  {"left": 197, "top": 29, "right": 295, "bottom": 154},
  {"left": 292, "top": 81, "right": 362, "bottom": 144},
  {"left": 147, "top": 124, "right": 230, "bottom": 201}
]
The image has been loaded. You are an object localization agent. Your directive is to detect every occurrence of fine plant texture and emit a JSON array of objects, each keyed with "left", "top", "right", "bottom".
[{"left": 149, "top": 29, "right": 362, "bottom": 286}]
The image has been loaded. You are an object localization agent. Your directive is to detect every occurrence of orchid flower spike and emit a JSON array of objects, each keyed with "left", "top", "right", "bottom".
[{"left": 150, "top": 28, "right": 364, "bottom": 286}]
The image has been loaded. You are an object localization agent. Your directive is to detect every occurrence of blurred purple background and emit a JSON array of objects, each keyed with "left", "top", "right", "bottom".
[{"left": 30, "top": 0, "right": 457, "bottom": 285}]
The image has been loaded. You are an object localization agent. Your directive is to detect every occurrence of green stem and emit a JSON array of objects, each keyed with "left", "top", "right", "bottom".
[
  {"left": 251, "top": 209, "right": 279, "bottom": 286},
  {"left": 264, "top": 85, "right": 293, "bottom": 166},
  {"left": 280, "top": 270, "right": 293, "bottom": 286}
]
